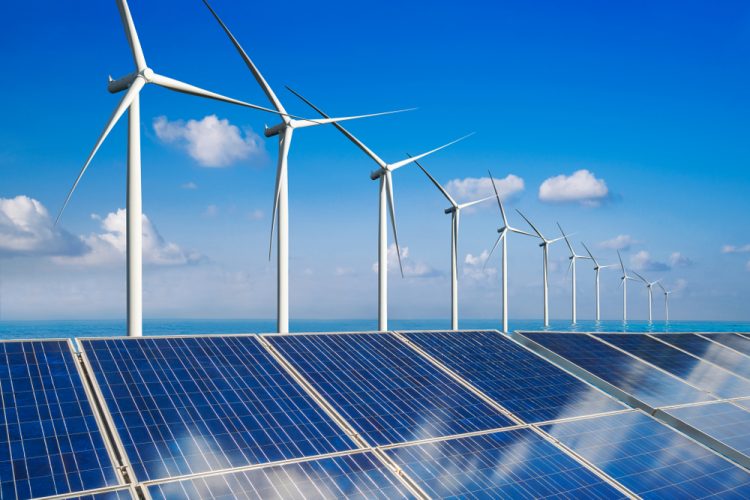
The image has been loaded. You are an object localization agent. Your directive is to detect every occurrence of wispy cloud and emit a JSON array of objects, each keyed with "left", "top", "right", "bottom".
[
  {"left": 668, "top": 252, "right": 693, "bottom": 268},
  {"left": 180, "top": 181, "right": 198, "bottom": 190},
  {"left": 372, "top": 244, "right": 440, "bottom": 278},
  {"left": 598, "top": 234, "right": 637, "bottom": 251},
  {"left": 539, "top": 169, "right": 609, "bottom": 206},
  {"left": 722, "top": 244, "right": 750, "bottom": 254},
  {"left": 630, "top": 250, "right": 670, "bottom": 272},
  {"left": 247, "top": 209, "right": 264, "bottom": 221},
  {"left": 463, "top": 250, "right": 497, "bottom": 281},
  {"left": 446, "top": 174, "right": 524, "bottom": 205}
]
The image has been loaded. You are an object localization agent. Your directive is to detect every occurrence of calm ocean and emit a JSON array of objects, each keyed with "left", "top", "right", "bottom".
[{"left": 0, "top": 319, "right": 748, "bottom": 341}]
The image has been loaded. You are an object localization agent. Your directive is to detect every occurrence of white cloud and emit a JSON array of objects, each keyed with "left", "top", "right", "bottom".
[
  {"left": 204, "top": 205, "right": 219, "bottom": 217},
  {"left": 668, "top": 252, "right": 693, "bottom": 268},
  {"left": 538, "top": 169, "right": 609, "bottom": 206},
  {"left": 335, "top": 267, "right": 354, "bottom": 276},
  {"left": 153, "top": 115, "right": 266, "bottom": 167},
  {"left": 599, "top": 234, "right": 637, "bottom": 251},
  {"left": 180, "top": 181, "right": 198, "bottom": 190},
  {"left": 57, "top": 209, "right": 202, "bottom": 267},
  {"left": 248, "top": 209, "right": 264, "bottom": 221},
  {"left": 445, "top": 174, "right": 524, "bottom": 206},
  {"left": 372, "top": 244, "right": 440, "bottom": 278},
  {"left": 722, "top": 244, "right": 750, "bottom": 254},
  {"left": 463, "top": 250, "right": 498, "bottom": 281},
  {"left": 0, "top": 196, "right": 85, "bottom": 257},
  {"left": 630, "top": 250, "right": 669, "bottom": 272}
]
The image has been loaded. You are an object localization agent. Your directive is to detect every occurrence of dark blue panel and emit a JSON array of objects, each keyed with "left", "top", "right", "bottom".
[
  {"left": 701, "top": 334, "right": 750, "bottom": 358},
  {"left": 403, "top": 331, "right": 623, "bottom": 423},
  {"left": 522, "top": 333, "right": 714, "bottom": 407},
  {"left": 667, "top": 402, "right": 750, "bottom": 456},
  {"left": 66, "top": 488, "right": 134, "bottom": 500},
  {"left": 267, "top": 333, "right": 513, "bottom": 445},
  {"left": 385, "top": 427, "right": 623, "bottom": 498},
  {"left": 542, "top": 412, "right": 750, "bottom": 498},
  {"left": 147, "top": 452, "right": 413, "bottom": 499},
  {"left": 658, "top": 334, "right": 750, "bottom": 379},
  {"left": 80, "top": 337, "right": 355, "bottom": 482},
  {"left": 597, "top": 334, "right": 750, "bottom": 399},
  {"left": 0, "top": 340, "right": 119, "bottom": 500}
]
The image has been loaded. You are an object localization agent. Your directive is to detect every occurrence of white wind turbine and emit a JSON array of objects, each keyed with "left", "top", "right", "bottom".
[
  {"left": 485, "top": 172, "right": 534, "bottom": 333},
  {"left": 658, "top": 282, "right": 673, "bottom": 322},
  {"left": 516, "top": 211, "right": 563, "bottom": 327},
  {"left": 202, "top": 0, "right": 411, "bottom": 333},
  {"left": 558, "top": 224, "right": 589, "bottom": 324},
  {"left": 56, "top": 0, "right": 289, "bottom": 338},
  {"left": 288, "top": 88, "right": 473, "bottom": 332},
  {"left": 581, "top": 242, "right": 616, "bottom": 322},
  {"left": 415, "top": 162, "right": 494, "bottom": 330},
  {"left": 632, "top": 271, "right": 660, "bottom": 323},
  {"left": 617, "top": 250, "right": 637, "bottom": 322}
]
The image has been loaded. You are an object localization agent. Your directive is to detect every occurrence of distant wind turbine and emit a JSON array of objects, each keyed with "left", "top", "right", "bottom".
[
  {"left": 55, "top": 0, "right": 287, "bottom": 337},
  {"left": 517, "top": 211, "right": 563, "bottom": 327},
  {"left": 558, "top": 224, "right": 589, "bottom": 324},
  {"left": 415, "top": 162, "right": 493, "bottom": 330},
  {"left": 658, "top": 282, "right": 673, "bottom": 322},
  {"left": 485, "top": 172, "right": 534, "bottom": 333},
  {"left": 617, "top": 250, "right": 637, "bottom": 322},
  {"left": 289, "top": 88, "right": 472, "bottom": 331},
  {"left": 582, "top": 242, "right": 616, "bottom": 321},
  {"left": 202, "top": 0, "right": 411, "bottom": 333},
  {"left": 633, "top": 271, "right": 660, "bottom": 322}
]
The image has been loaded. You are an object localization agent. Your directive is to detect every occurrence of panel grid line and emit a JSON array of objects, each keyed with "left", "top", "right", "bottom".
[{"left": 651, "top": 334, "right": 750, "bottom": 383}]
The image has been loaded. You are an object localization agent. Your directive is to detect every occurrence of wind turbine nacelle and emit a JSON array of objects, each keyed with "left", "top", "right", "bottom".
[
  {"left": 370, "top": 168, "right": 385, "bottom": 180},
  {"left": 444, "top": 207, "right": 456, "bottom": 214},
  {"left": 264, "top": 123, "right": 285, "bottom": 137},
  {"left": 108, "top": 72, "right": 138, "bottom": 94}
]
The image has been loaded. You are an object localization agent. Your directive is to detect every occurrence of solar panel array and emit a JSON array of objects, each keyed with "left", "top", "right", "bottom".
[{"left": 6, "top": 330, "right": 750, "bottom": 498}]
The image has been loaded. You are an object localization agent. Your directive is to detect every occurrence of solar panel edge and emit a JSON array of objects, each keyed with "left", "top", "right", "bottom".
[{"left": 44, "top": 484, "right": 138, "bottom": 500}]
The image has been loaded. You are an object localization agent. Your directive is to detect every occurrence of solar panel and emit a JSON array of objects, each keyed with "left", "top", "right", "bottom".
[
  {"left": 384, "top": 427, "right": 623, "bottom": 498},
  {"left": 79, "top": 336, "right": 356, "bottom": 482},
  {"left": 63, "top": 487, "right": 135, "bottom": 499},
  {"left": 147, "top": 452, "right": 414, "bottom": 499},
  {"left": 266, "top": 333, "right": 514, "bottom": 446},
  {"left": 0, "top": 340, "right": 121, "bottom": 500},
  {"left": 657, "top": 334, "right": 750, "bottom": 379},
  {"left": 666, "top": 402, "right": 750, "bottom": 456},
  {"left": 521, "top": 333, "right": 714, "bottom": 407},
  {"left": 401, "top": 331, "right": 623, "bottom": 423},
  {"left": 596, "top": 334, "right": 750, "bottom": 399},
  {"left": 541, "top": 411, "right": 750, "bottom": 498},
  {"left": 701, "top": 333, "right": 750, "bottom": 357}
]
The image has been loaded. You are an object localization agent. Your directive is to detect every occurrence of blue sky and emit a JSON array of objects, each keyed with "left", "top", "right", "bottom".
[{"left": 1, "top": 0, "right": 749, "bottom": 321}]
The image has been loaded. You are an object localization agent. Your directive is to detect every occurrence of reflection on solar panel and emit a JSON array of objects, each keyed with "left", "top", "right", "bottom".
[
  {"left": 384, "top": 427, "right": 623, "bottom": 498},
  {"left": 63, "top": 488, "right": 135, "bottom": 500},
  {"left": 0, "top": 340, "right": 120, "bottom": 500},
  {"left": 542, "top": 411, "right": 750, "bottom": 498},
  {"left": 147, "top": 452, "right": 414, "bottom": 499},
  {"left": 79, "top": 337, "right": 355, "bottom": 482},
  {"left": 701, "top": 333, "right": 750, "bottom": 358},
  {"left": 666, "top": 402, "right": 750, "bottom": 456},
  {"left": 597, "top": 334, "right": 750, "bottom": 399},
  {"left": 267, "top": 333, "right": 514, "bottom": 445},
  {"left": 521, "top": 333, "right": 713, "bottom": 407},
  {"left": 401, "top": 331, "right": 623, "bottom": 423},
  {"left": 658, "top": 334, "right": 750, "bottom": 379}
]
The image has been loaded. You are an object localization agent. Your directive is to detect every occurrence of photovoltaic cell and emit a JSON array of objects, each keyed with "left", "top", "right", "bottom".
[
  {"left": 666, "top": 402, "right": 750, "bottom": 456},
  {"left": 657, "top": 334, "right": 750, "bottom": 379},
  {"left": 0, "top": 340, "right": 120, "bottom": 500},
  {"left": 700, "top": 333, "right": 750, "bottom": 358},
  {"left": 542, "top": 411, "right": 750, "bottom": 498},
  {"left": 521, "top": 333, "right": 713, "bottom": 407},
  {"left": 401, "top": 331, "right": 623, "bottom": 423},
  {"left": 79, "top": 337, "right": 355, "bottom": 482},
  {"left": 147, "top": 452, "right": 413, "bottom": 499},
  {"left": 385, "top": 427, "right": 623, "bottom": 498},
  {"left": 596, "top": 334, "right": 750, "bottom": 399},
  {"left": 267, "top": 333, "right": 514, "bottom": 446},
  {"left": 63, "top": 488, "right": 135, "bottom": 500}
]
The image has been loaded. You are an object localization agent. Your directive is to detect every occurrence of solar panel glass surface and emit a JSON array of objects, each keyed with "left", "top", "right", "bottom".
[
  {"left": 384, "top": 427, "right": 623, "bottom": 498},
  {"left": 0, "top": 340, "right": 120, "bottom": 500},
  {"left": 80, "top": 337, "right": 355, "bottom": 482},
  {"left": 267, "top": 333, "right": 514, "bottom": 446},
  {"left": 542, "top": 411, "right": 750, "bottom": 498},
  {"left": 63, "top": 488, "right": 135, "bottom": 500},
  {"left": 147, "top": 452, "right": 413, "bottom": 499},
  {"left": 700, "top": 334, "right": 750, "bottom": 358},
  {"left": 666, "top": 402, "right": 750, "bottom": 456},
  {"left": 401, "top": 331, "right": 623, "bottom": 423},
  {"left": 657, "top": 334, "right": 750, "bottom": 379}
]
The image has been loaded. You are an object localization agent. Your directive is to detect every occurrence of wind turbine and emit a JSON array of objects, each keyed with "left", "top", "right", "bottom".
[
  {"left": 657, "top": 282, "right": 673, "bottom": 322},
  {"left": 202, "top": 0, "right": 411, "bottom": 333},
  {"left": 414, "top": 161, "right": 494, "bottom": 330},
  {"left": 288, "top": 88, "right": 472, "bottom": 332},
  {"left": 617, "top": 250, "right": 636, "bottom": 322},
  {"left": 516, "top": 211, "right": 563, "bottom": 327},
  {"left": 558, "top": 224, "right": 589, "bottom": 324},
  {"left": 581, "top": 242, "right": 616, "bottom": 322},
  {"left": 56, "top": 0, "right": 289, "bottom": 337},
  {"left": 485, "top": 172, "right": 534, "bottom": 333},
  {"left": 633, "top": 271, "right": 660, "bottom": 322}
]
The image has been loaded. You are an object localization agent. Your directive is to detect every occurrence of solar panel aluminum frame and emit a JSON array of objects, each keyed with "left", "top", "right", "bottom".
[{"left": 38, "top": 484, "right": 138, "bottom": 500}]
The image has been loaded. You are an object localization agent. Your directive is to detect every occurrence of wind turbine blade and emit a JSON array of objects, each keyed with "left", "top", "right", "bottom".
[
  {"left": 617, "top": 249, "right": 625, "bottom": 273},
  {"left": 657, "top": 282, "right": 667, "bottom": 293},
  {"left": 581, "top": 241, "right": 598, "bottom": 265},
  {"left": 389, "top": 133, "right": 474, "bottom": 171},
  {"left": 385, "top": 171, "right": 404, "bottom": 278},
  {"left": 515, "top": 210, "right": 545, "bottom": 239},
  {"left": 548, "top": 235, "right": 565, "bottom": 244},
  {"left": 413, "top": 159, "right": 456, "bottom": 206},
  {"left": 565, "top": 258, "right": 573, "bottom": 278},
  {"left": 116, "top": 0, "right": 146, "bottom": 71},
  {"left": 509, "top": 227, "right": 537, "bottom": 238},
  {"left": 485, "top": 232, "right": 504, "bottom": 270},
  {"left": 267, "top": 152, "right": 284, "bottom": 261},
  {"left": 150, "top": 73, "right": 287, "bottom": 116},
  {"left": 632, "top": 270, "right": 649, "bottom": 284},
  {"left": 291, "top": 108, "right": 416, "bottom": 129},
  {"left": 286, "top": 86, "right": 387, "bottom": 168},
  {"left": 458, "top": 195, "right": 495, "bottom": 210},
  {"left": 557, "top": 222, "right": 575, "bottom": 254},
  {"left": 200, "top": 0, "right": 285, "bottom": 112},
  {"left": 488, "top": 169, "right": 509, "bottom": 226},
  {"left": 55, "top": 78, "right": 145, "bottom": 225}
]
